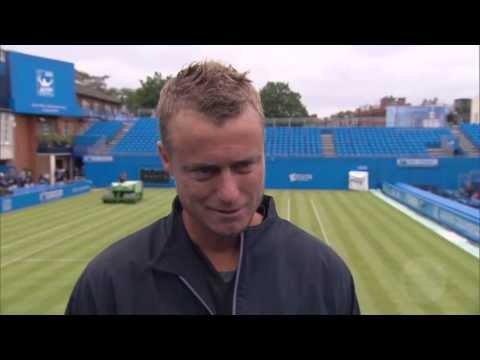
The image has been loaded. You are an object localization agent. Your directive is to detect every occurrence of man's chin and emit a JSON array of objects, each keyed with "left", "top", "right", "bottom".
[
  {"left": 209, "top": 223, "right": 247, "bottom": 239},
  {"left": 212, "top": 228, "right": 242, "bottom": 238}
]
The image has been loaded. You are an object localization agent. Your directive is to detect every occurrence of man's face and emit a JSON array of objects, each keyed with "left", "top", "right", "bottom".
[{"left": 159, "top": 106, "right": 265, "bottom": 239}]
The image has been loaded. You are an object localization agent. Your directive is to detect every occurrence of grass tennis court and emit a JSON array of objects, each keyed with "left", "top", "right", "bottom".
[{"left": 1, "top": 188, "right": 478, "bottom": 314}]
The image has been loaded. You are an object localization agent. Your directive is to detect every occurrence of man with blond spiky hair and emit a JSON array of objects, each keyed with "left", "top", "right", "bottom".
[{"left": 66, "top": 60, "right": 360, "bottom": 315}]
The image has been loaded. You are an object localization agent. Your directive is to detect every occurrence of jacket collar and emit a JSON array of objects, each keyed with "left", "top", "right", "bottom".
[
  {"left": 148, "top": 194, "right": 279, "bottom": 312},
  {"left": 150, "top": 194, "right": 279, "bottom": 271}
]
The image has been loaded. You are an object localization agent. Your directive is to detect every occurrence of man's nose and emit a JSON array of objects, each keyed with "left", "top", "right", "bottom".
[{"left": 217, "top": 170, "right": 240, "bottom": 204}]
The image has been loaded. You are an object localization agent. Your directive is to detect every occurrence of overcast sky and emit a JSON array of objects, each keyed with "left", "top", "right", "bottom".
[{"left": 3, "top": 45, "right": 479, "bottom": 117}]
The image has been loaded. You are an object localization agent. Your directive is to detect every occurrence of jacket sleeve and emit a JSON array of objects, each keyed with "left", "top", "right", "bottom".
[
  {"left": 348, "top": 273, "right": 361, "bottom": 315},
  {"left": 65, "top": 265, "right": 116, "bottom": 315},
  {"left": 326, "top": 249, "right": 361, "bottom": 315},
  {"left": 65, "top": 270, "right": 98, "bottom": 315}
]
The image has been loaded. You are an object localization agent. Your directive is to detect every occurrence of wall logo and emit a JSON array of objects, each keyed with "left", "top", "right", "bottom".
[
  {"left": 2, "top": 199, "right": 12, "bottom": 212},
  {"left": 72, "top": 185, "right": 91, "bottom": 194},
  {"left": 289, "top": 173, "right": 313, "bottom": 182},
  {"left": 36, "top": 69, "right": 55, "bottom": 97},
  {"left": 397, "top": 158, "right": 438, "bottom": 167},
  {"left": 39, "top": 189, "right": 63, "bottom": 202},
  {"left": 83, "top": 156, "right": 114, "bottom": 162}
]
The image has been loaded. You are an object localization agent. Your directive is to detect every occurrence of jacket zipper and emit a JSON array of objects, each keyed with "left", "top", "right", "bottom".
[
  {"left": 178, "top": 275, "right": 215, "bottom": 315},
  {"left": 232, "top": 232, "right": 245, "bottom": 315},
  {"left": 177, "top": 231, "right": 245, "bottom": 316}
]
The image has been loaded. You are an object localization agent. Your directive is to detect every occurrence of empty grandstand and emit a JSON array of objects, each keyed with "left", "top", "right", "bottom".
[
  {"left": 111, "top": 117, "right": 160, "bottom": 154},
  {"left": 82, "top": 122, "right": 464, "bottom": 159},
  {"left": 77, "top": 120, "right": 470, "bottom": 161},
  {"left": 460, "top": 124, "right": 480, "bottom": 149},
  {"left": 333, "top": 127, "right": 456, "bottom": 157},
  {"left": 74, "top": 120, "right": 123, "bottom": 146},
  {"left": 257, "top": 126, "right": 460, "bottom": 158},
  {"left": 265, "top": 127, "right": 323, "bottom": 157}
]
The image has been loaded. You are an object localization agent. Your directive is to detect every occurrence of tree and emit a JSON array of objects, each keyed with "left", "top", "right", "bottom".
[
  {"left": 260, "top": 82, "right": 308, "bottom": 117},
  {"left": 75, "top": 70, "right": 110, "bottom": 91},
  {"left": 107, "top": 87, "right": 137, "bottom": 111},
  {"left": 134, "top": 72, "right": 172, "bottom": 110},
  {"left": 75, "top": 69, "right": 173, "bottom": 113},
  {"left": 421, "top": 97, "right": 438, "bottom": 106},
  {"left": 107, "top": 72, "right": 172, "bottom": 113},
  {"left": 330, "top": 110, "right": 354, "bottom": 119}
]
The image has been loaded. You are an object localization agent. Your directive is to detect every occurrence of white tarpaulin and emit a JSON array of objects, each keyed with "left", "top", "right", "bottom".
[{"left": 349, "top": 171, "right": 369, "bottom": 191}]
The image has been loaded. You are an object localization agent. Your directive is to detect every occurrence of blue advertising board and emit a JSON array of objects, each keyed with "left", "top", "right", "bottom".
[
  {"left": 7, "top": 51, "right": 82, "bottom": 117},
  {"left": 0, "top": 180, "right": 92, "bottom": 214},
  {"left": 382, "top": 182, "right": 479, "bottom": 243}
]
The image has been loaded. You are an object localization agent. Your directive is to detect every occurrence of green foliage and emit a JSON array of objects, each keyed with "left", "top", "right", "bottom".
[
  {"left": 135, "top": 72, "right": 172, "bottom": 109},
  {"left": 260, "top": 82, "right": 309, "bottom": 117},
  {"left": 40, "top": 133, "right": 74, "bottom": 147},
  {"left": 108, "top": 72, "right": 172, "bottom": 113}
]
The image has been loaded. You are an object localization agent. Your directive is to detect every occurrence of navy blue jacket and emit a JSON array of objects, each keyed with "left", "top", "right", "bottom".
[{"left": 66, "top": 195, "right": 360, "bottom": 315}]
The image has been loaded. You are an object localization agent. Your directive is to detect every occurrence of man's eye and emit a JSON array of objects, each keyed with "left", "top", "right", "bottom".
[
  {"left": 191, "top": 167, "right": 216, "bottom": 180},
  {"left": 234, "top": 162, "right": 254, "bottom": 173},
  {"left": 196, "top": 168, "right": 213, "bottom": 174}
]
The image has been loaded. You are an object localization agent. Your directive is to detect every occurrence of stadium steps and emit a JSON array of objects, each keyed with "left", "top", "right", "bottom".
[
  {"left": 105, "top": 122, "right": 135, "bottom": 152},
  {"left": 427, "top": 147, "right": 451, "bottom": 157},
  {"left": 321, "top": 134, "right": 336, "bottom": 156},
  {"left": 452, "top": 125, "right": 480, "bottom": 157}
]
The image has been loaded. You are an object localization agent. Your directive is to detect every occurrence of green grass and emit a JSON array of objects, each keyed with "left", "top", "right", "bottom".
[{"left": 1, "top": 189, "right": 478, "bottom": 314}]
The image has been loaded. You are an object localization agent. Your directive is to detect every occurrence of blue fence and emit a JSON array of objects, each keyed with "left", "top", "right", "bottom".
[
  {"left": 382, "top": 182, "right": 479, "bottom": 243},
  {"left": 84, "top": 155, "right": 174, "bottom": 188},
  {"left": 0, "top": 180, "right": 93, "bottom": 214},
  {"left": 266, "top": 157, "right": 480, "bottom": 190},
  {"left": 84, "top": 154, "right": 479, "bottom": 190}
]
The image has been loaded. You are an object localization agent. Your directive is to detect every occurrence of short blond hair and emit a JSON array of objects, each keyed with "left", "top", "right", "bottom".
[{"left": 157, "top": 60, "right": 264, "bottom": 148}]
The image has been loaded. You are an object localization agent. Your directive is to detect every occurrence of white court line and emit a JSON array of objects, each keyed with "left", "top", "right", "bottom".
[
  {"left": 1, "top": 235, "right": 86, "bottom": 269},
  {"left": 1, "top": 205, "right": 115, "bottom": 250},
  {"left": 1, "top": 196, "right": 168, "bottom": 269},
  {"left": 371, "top": 190, "right": 479, "bottom": 259},
  {"left": 2, "top": 193, "right": 174, "bottom": 250},
  {"left": 287, "top": 195, "right": 291, "bottom": 221},
  {"left": 309, "top": 198, "right": 330, "bottom": 246}
]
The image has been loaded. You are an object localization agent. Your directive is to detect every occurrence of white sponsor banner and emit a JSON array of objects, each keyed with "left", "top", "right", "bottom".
[
  {"left": 83, "top": 155, "right": 114, "bottom": 162},
  {"left": 396, "top": 158, "right": 438, "bottom": 167},
  {"left": 289, "top": 173, "right": 313, "bottom": 182}
]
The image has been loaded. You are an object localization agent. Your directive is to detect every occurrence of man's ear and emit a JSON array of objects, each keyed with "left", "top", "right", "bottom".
[{"left": 158, "top": 142, "right": 172, "bottom": 175}]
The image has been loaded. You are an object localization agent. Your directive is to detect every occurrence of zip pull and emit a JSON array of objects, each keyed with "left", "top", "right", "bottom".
[
  {"left": 178, "top": 275, "right": 215, "bottom": 315},
  {"left": 232, "top": 232, "right": 245, "bottom": 315}
]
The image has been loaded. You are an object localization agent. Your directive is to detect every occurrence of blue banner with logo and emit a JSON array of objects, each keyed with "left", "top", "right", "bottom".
[
  {"left": 382, "top": 182, "right": 479, "bottom": 243},
  {"left": 0, "top": 180, "right": 92, "bottom": 213},
  {"left": 7, "top": 51, "right": 82, "bottom": 117}
]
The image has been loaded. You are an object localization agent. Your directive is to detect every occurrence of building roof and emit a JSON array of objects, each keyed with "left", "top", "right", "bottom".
[{"left": 76, "top": 84, "right": 121, "bottom": 104}]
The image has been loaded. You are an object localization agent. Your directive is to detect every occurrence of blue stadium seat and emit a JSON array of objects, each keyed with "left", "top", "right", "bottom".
[
  {"left": 264, "top": 127, "right": 324, "bottom": 157},
  {"left": 460, "top": 124, "right": 480, "bottom": 149},
  {"left": 331, "top": 127, "right": 456, "bottom": 157},
  {"left": 112, "top": 117, "right": 160, "bottom": 154},
  {"left": 74, "top": 120, "right": 123, "bottom": 145}
]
